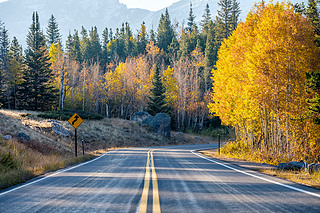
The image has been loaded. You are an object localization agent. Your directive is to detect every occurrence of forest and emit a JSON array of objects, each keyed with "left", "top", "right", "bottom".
[{"left": 0, "top": 1, "right": 320, "bottom": 161}]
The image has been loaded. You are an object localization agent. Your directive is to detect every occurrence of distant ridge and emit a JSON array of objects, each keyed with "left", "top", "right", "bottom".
[{"left": 0, "top": 0, "right": 304, "bottom": 47}]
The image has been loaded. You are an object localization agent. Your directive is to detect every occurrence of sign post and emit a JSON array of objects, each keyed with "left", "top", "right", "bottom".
[{"left": 68, "top": 113, "right": 84, "bottom": 157}]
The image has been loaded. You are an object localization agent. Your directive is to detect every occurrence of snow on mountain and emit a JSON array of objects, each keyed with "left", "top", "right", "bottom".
[{"left": 0, "top": 0, "right": 306, "bottom": 47}]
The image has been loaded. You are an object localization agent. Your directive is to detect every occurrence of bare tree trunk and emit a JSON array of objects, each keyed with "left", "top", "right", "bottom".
[{"left": 82, "top": 66, "right": 86, "bottom": 112}]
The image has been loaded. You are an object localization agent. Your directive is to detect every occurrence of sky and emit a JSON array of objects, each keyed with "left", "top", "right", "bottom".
[
  {"left": 0, "top": 0, "right": 179, "bottom": 11},
  {"left": 119, "top": 0, "right": 180, "bottom": 11}
]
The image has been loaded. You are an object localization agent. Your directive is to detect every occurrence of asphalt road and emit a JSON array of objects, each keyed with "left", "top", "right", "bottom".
[{"left": 0, "top": 144, "right": 320, "bottom": 212}]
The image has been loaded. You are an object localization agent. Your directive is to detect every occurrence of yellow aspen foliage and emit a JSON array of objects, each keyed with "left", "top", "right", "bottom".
[
  {"left": 209, "top": 1, "right": 320, "bottom": 161},
  {"left": 163, "top": 65, "right": 179, "bottom": 108}
]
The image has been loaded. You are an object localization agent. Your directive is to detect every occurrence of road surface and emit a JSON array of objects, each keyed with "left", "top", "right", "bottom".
[{"left": 0, "top": 144, "right": 319, "bottom": 212}]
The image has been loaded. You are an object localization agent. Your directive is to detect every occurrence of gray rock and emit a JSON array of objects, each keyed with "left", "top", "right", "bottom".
[
  {"left": 17, "top": 132, "right": 30, "bottom": 141},
  {"left": 3, "top": 135, "right": 12, "bottom": 140},
  {"left": 194, "top": 136, "right": 201, "bottom": 140},
  {"left": 130, "top": 111, "right": 151, "bottom": 122},
  {"left": 142, "top": 113, "right": 171, "bottom": 137},
  {"left": 278, "top": 163, "right": 289, "bottom": 170},
  {"left": 278, "top": 161, "right": 305, "bottom": 171},
  {"left": 52, "top": 123, "right": 71, "bottom": 137},
  {"left": 309, "top": 163, "right": 320, "bottom": 173}
]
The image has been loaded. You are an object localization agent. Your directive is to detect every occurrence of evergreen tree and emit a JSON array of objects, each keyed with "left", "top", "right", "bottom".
[
  {"left": 147, "top": 65, "right": 169, "bottom": 116},
  {"left": 230, "top": 0, "right": 241, "bottom": 31},
  {"left": 102, "top": 28, "right": 109, "bottom": 52},
  {"left": 204, "top": 20, "right": 216, "bottom": 68},
  {"left": 21, "top": 12, "right": 58, "bottom": 111},
  {"left": 6, "top": 37, "right": 23, "bottom": 109},
  {"left": 187, "top": 3, "right": 197, "bottom": 33},
  {"left": 306, "top": 70, "right": 320, "bottom": 125},
  {"left": 80, "top": 26, "right": 90, "bottom": 62},
  {"left": 72, "top": 30, "right": 82, "bottom": 62},
  {"left": 215, "top": 0, "right": 233, "bottom": 42},
  {"left": 0, "top": 23, "right": 10, "bottom": 107},
  {"left": 124, "top": 22, "right": 133, "bottom": 57},
  {"left": 157, "top": 9, "right": 175, "bottom": 53},
  {"left": 88, "top": 26, "right": 102, "bottom": 63},
  {"left": 306, "top": 0, "right": 320, "bottom": 46},
  {"left": 201, "top": 4, "right": 211, "bottom": 29},
  {"left": 150, "top": 27, "right": 156, "bottom": 43},
  {"left": 136, "top": 22, "right": 148, "bottom": 55},
  {"left": 46, "top": 14, "right": 62, "bottom": 47}
]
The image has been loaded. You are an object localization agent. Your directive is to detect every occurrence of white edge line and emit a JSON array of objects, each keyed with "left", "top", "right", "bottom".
[
  {"left": 0, "top": 152, "right": 109, "bottom": 197},
  {"left": 191, "top": 150, "right": 320, "bottom": 199}
]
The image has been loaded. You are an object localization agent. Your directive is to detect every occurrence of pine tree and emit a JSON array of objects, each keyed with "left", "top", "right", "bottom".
[
  {"left": 136, "top": 22, "right": 148, "bottom": 55},
  {"left": 201, "top": 4, "right": 211, "bottom": 29},
  {"left": 306, "top": 70, "right": 320, "bottom": 125},
  {"left": 46, "top": 14, "right": 62, "bottom": 48},
  {"left": 200, "top": 3, "right": 212, "bottom": 48},
  {"left": 88, "top": 26, "right": 102, "bottom": 63},
  {"left": 124, "top": 22, "right": 133, "bottom": 57},
  {"left": 216, "top": 0, "right": 233, "bottom": 42},
  {"left": 72, "top": 30, "right": 82, "bottom": 63},
  {"left": 150, "top": 28, "right": 156, "bottom": 43},
  {"left": 230, "top": 0, "right": 241, "bottom": 31},
  {"left": 204, "top": 20, "right": 217, "bottom": 68},
  {"left": 187, "top": 3, "right": 197, "bottom": 33},
  {"left": 6, "top": 37, "right": 23, "bottom": 109},
  {"left": 0, "top": 23, "right": 10, "bottom": 107},
  {"left": 306, "top": 0, "right": 320, "bottom": 46},
  {"left": 157, "top": 9, "right": 175, "bottom": 53},
  {"left": 80, "top": 26, "right": 90, "bottom": 62},
  {"left": 21, "top": 12, "right": 58, "bottom": 111},
  {"left": 147, "top": 65, "right": 169, "bottom": 116}
]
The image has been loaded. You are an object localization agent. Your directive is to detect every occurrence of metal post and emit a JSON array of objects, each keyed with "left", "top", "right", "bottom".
[
  {"left": 218, "top": 134, "right": 220, "bottom": 155},
  {"left": 82, "top": 139, "right": 85, "bottom": 155},
  {"left": 75, "top": 128, "right": 78, "bottom": 157}
]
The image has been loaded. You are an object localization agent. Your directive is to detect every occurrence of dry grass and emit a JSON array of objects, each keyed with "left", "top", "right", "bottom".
[
  {"left": 201, "top": 149, "right": 320, "bottom": 189},
  {"left": 0, "top": 137, "right": 96, "bottom": 190}
]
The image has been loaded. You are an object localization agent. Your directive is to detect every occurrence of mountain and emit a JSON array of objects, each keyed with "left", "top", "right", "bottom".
[{"left": 0, "top": 0, "right": 305, "bottom": 47}]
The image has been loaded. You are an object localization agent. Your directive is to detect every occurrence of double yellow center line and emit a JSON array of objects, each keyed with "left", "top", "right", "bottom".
[{"left": 138, "top": 149, "right": 161, "bottom": 213}]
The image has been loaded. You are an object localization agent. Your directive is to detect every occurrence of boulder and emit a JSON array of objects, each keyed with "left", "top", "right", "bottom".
[
  {"left": 309, "top": 163, "right": 320, "bottom": 173},
  {"left": 142, "top": 113, "right": 171, "bottom": 137},
  {"left": 17, "top": 132, "right": 30, "bottom": 141},
  {"left": 52, "top": 123, "right": 71, "bottom": 137},
  {"left": 278, "top": 161, "right": 305, "bottom": 171},
  {"left": 3, "top": 135, "right": 12, "bottom": 140},
  {"left": 130, "top": 111, "right": 151, "bottom": 122}
]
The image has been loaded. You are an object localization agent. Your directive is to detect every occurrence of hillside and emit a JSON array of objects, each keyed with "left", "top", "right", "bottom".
[{"left": 0, "top": 0, "right": 305, "bottom": 47}]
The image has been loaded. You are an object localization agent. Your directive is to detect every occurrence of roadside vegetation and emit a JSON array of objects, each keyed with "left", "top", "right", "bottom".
[{"left": 201, "top": 141, "right": 320, "bottom": 189}]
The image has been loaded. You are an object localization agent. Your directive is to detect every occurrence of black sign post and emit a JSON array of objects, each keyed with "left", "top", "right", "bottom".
[{"left": 68, "top": 113, "right": 83, "bottom": 157}]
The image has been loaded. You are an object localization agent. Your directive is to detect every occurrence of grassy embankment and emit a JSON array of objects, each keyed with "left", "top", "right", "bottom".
[
  {"left": 201, "top": 141, "right": 320, "bottom": 189},
  {"left": 0, "top": 109, "right": 213, "bottom": 190}
]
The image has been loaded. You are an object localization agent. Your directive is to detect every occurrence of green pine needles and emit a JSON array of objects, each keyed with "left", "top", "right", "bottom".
[{"left": 147, "top": 65, "right": 169, "bottom": 116}]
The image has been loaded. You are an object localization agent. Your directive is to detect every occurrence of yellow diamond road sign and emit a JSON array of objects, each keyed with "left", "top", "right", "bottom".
[{"left": 68, "top": 113, "right": 83, "bottom": 129}]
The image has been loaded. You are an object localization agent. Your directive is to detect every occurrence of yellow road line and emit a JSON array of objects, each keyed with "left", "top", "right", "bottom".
[
  {"left": 139, "top": 150, "right": 151, "bottom": 213},
  {"left": 151, "top": 151, "right": 161, "bottom": 213},
  {"left": 138, "top": 149, "right": 161, "bottom": 213}
]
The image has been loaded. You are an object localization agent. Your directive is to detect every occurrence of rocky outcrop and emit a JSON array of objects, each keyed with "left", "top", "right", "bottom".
[
  {"left": 278, "top": 161, "right": 306, "bottom": 171},
  {"left": 142, "top": 113, "right": 171, "bottom": 137},
  {"left": 2, "top": 135, "right": 12, "bottom": 140},
  {"left": 17, "top": 132, "right": 30, "bottom": 141},
  {"left": 309, "top": 163, "right": 320, "bottom": 173},
  {"left": 51, "top": 122, "right": 71, "bottom": 137},
  {"left": 130, "top": 111, "right": 151, "bottom": 122}
]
